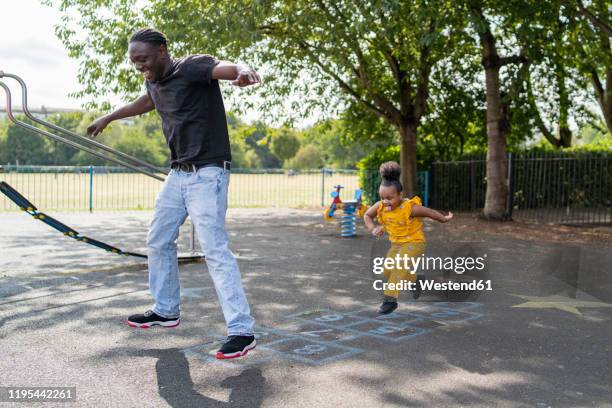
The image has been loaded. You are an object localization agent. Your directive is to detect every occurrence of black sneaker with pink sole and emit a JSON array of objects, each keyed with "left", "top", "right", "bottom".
[
  {"left": 216, "top": 335, "right": 256, "bottom": 359},
  {"left": 126, "top": 310, "right": 180, "bottom": 328}
]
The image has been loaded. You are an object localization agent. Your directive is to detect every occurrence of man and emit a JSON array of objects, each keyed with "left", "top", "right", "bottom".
[{"left": 87, "top": 28, "right": 259, "bottom": 359}]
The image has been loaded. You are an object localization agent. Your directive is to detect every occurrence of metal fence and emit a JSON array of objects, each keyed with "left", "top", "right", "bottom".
[
  {"left": 431, "top": 152, "right": 612, "bottom": 225},
  {"left": 4, "top": 157, "right": 608, "bottom": 225},
  {"left": 0, "top": 165, "right": 363, "bottom": 211}
]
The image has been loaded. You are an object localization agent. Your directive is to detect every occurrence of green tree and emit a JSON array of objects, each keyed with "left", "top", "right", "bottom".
[
  {"left": 419, "top": 50, "right": 487, "bottom": 161},
  {"left": 227, "top": 118, "right": 250, "bottom": 168},
  {"left": 502, "top": 1, "right": 605, "bottom": 149},
  {"left": 287, "top": 144, "right": 323, "bottom": 169},
  {"left": 466, "top": 0, "right": 530, "bottom": 219},
  {"left": 301, "top": 119, "right": 384, "bottom": 169},
  {"left": 244, "top": 150, "right": 262, "bottom": 168},
  {"left": 70, "top": 114, "right": 125, "bottom": 165},
  {"left": 0, "top": 119, "right": 8, "bottom": 164},
  {"left": 129, "top": 113, "right": 170, "bottom": 165},
  {"left": 269, "top": 128, "right": 300, "bottom": 164},
  {"left": 112, "top": 128, "right": 167, "bottom": 166},
  {"left": 45, "top": 111, "right": 85, "bottom": 164},
  {"left": 5, "top": 117, "right": 50, "bottom": 165},
  {"left": 51, "top": 0, "right": 466, "bottom": 196},
  {"left": 559, "top": 0, "right": 612, "bottom": 134},
  {"left": 243, "top": 124, "right": 282, "bottom": 168}
]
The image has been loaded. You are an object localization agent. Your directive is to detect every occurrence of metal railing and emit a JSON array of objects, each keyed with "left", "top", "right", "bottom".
[
  {"left": 0, "top": 71, "right": 193, "bottom": 251},
  {"left": 0, "top": 73, "right": 391, "bottom": 212},
  {"left": 0, "top": 166, "right": 364, "bottom": 211},
  {"left": 431, "top": 152, "right": 612, "bottom": 225},
  {"left": 0, "top": 71, "right": 166, "bottom": 181}
]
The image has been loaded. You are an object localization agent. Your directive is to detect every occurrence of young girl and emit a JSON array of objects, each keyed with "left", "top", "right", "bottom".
[{"left": 363, "top": 161, "right": 453, "bottom": 314}]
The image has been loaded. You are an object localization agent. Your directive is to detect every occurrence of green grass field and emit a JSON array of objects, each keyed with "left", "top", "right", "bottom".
[{"left": 0, "top": 171, "right": 361, "bottom": 211}]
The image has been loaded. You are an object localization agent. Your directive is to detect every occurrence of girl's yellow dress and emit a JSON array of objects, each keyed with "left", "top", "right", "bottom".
[{"left": 376, "top": 196, "right": 426, "bottom": 299}]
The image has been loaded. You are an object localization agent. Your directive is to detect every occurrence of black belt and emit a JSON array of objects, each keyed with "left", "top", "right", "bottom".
[{"left": 171, "top": 161, "right": 231, "bottom": 172}]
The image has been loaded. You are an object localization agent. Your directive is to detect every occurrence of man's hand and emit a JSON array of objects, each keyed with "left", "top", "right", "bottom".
[
  {"left": 231, "top": 67, "right": 261, "bottom": 87},
  {"left": 87, "top": 116, "right": 111, "bottom": 137}
]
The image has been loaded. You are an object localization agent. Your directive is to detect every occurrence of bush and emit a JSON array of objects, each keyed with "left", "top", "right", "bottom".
[
  {"left": 286, "top": 144, "right": 323, "bottom": 169},
  {"left": 112, "top": 132, "right": 167, "bottom": 166},
  {"left": 270, "top": 128, "right": 300, "bottom": 163},
  {"left": 431, "top": 148, "right": 612, "bottom": 211}
]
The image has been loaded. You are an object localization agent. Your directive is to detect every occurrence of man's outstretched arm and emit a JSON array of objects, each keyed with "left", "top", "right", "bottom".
[
  {"left": 212, "top": 62, "right": 261, "bottom": 87},
  {"left": 87, "top": 94, "right": 155, "bottom": 137}
]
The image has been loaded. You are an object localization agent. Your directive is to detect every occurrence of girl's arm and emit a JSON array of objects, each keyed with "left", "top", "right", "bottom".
[
  {"left": 411, "top": 204, "right": 453, "bottom": 223},
  {"left": 363, "top": 201, "right": 384, "bottom": 237}
]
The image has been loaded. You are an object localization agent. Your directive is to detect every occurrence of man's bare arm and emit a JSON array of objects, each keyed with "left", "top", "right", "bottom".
[
  {"left": 87, "top": 94, "right": 155, "bottom": 137},
  {"left": 212, "top": 61, "right": 261, "bottom": 87}
]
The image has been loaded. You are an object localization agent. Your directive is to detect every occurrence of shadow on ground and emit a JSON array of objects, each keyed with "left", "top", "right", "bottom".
[{"left": 1, "top": 210, "right": 611, "bottom": 407}]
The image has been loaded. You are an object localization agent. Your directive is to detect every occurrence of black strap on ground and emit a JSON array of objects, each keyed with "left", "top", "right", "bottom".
[{"left": 2, "top": 181, "right": 148, "bottom": 259}]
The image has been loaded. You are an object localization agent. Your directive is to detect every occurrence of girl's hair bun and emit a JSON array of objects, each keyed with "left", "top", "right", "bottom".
[
  {"left": 379, "top": 161, "right": 401, "bottom": 181},
  {"left": 379, "top": 161, "right": 403, "bottom": 192}
]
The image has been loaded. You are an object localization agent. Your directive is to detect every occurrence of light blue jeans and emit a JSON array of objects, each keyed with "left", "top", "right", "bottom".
[{"left": 146, "top": 166, "right": 255, "bottom": 336}]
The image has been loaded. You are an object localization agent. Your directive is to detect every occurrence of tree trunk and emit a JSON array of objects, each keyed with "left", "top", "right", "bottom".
[
  {"left": 399, "top": 122, "right": 418, "bottom": 198},
  {"left": 604, "top": 68, "right": 612, "bottom": 133},
  {"left": 590, "top": 28, "right": 612, "bottom": 134},
  {"left": 481, "top": 38, "right": 508, "bottom": 219},
  {"left": 526, "top": 65, "right": 573, "bottom": 148},
  {"left": 469, "top": 0, "right": 517, "bottom": 220},
  {"left": 557, "top": 64, "right": 573, "bottom": 147}
]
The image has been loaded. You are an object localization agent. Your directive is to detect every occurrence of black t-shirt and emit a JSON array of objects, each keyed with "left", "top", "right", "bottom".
[{"left": 145, "top": 54, "right": 231, "bottom": 166}]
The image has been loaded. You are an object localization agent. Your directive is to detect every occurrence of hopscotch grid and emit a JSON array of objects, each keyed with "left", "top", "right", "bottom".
[
  {"left": 260, "top": 339, "right": 365, "bottom": 366},
  {"left": 183, "top": 337, "right": 277, "bottom": 368},
  {"left": 432, "top": 301, "right": 482, "bottom": 310},
  {"left": 262, "top": 325, "right": 370, "bottom": 347},
  {"left": 182, "top": 303, "right": 484, "bottom": 367},
  {"left": 184, "top": 348, "right": 276, "bottom": 368},
  {"left": 287, "top": 316, "right": 431, "bottom": 343},
  {"left": 345, "top": 309, "right": 427, "bottom": 325},
  {"left": 254, "top": 325, "right": 368, "bottom": 349},
  {"left": 289, "top": 308, "right": 424, "bottom": 326},
  {"left": 411, "top": 310, "right": 483, "bottom": 323},
  {"left": 290, "top": 308, "right": 431, "bottom": 329},
  {"left": 342, "top": 321, "right": 430, "bottom": 342}
]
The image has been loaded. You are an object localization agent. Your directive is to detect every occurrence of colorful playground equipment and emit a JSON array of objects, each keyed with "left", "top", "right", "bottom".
[{"left": 324, "top": 185, "right": 367, "bottom": 237}]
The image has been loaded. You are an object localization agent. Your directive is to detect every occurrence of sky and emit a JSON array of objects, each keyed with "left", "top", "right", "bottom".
[
  {"left": 0, "top": 0, "right": 89, "bottom": 111},
  {"left": 0, "top": 0, "right": 273, "bottom": 124}
]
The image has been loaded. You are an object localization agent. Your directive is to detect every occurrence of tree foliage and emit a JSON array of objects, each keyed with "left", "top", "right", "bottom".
[
  {"left": 48, "top": 0, "right": 471, "bottom": 195},
  {"left": 269, "top": 128, "right": 300, "bottom": 163},
  {"left": 17, "top": 0, "right": 611, "bottom": 217}
]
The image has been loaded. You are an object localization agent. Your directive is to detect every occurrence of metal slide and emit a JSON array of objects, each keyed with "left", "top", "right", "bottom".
[{"left": 0, "top": 72, "right": 202, "bottom": 262}]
